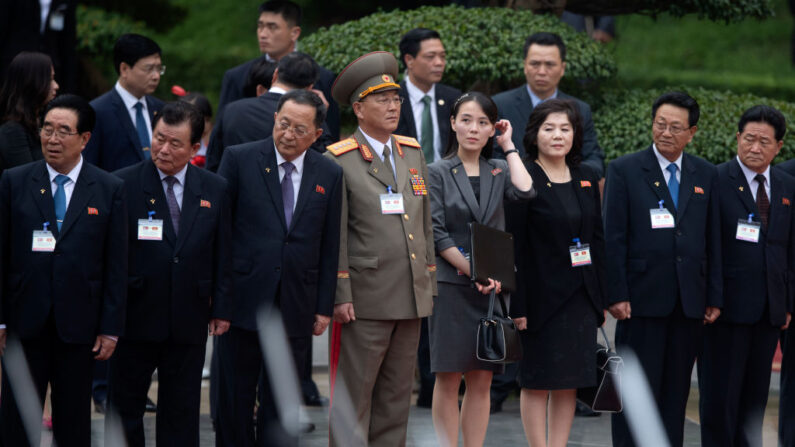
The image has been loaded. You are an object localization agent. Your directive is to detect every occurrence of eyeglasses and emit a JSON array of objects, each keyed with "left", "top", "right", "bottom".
[
  {"left": 276, "top": 121, "right": 311, "bottom": 138},
  {"left": 365, "top": 96, "right": 404, "bottom": 107},
  {"left": 39, "top": 126, "right": 78, "bottom": 139},
  {"left": 139, "top": 64, "right": 166, "bottom": 75},
  {"left": 653, "top": 121, "right": 689, "bottom": 136}
]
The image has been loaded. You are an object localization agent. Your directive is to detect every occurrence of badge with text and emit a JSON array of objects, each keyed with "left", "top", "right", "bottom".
[
  {"left": 138, "top": 211, "right": 163, "bottom": 241},
  {"left": 650, "top": 200, "right": 675, "bottom": 229},
  {"left": 380, "top": 186, "right": 405, "bottom": 214},
  {"left": 32, "top": 222, "right": 55, "bottom": 252},
  {"left": 569, "top": 238, "right": 592, "bottom": 267},
  {"left": 410, "top": 175, "right": 427, "bottom": 196},
  {"left": 736, "top": 213, "right": 761, "bottom": 243}
]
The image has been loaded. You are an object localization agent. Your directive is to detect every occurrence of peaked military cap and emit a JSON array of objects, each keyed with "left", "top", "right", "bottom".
[{"left": 331, "top": 51, "right": 400, "bottom": 106}]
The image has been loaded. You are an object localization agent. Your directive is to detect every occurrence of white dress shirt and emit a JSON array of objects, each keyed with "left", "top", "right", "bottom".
[
  {"left": 46, "top": 156, "right": 84, "bottom": 209},
  {"left": 359, "top": 128, "right": 396, "bottom": 181},
  {"left": 405, "top": 77, "right": 441, "bottom": 161},
  {"left": 39, "top": 0, "right": 52, "bottom": 33},
  {"left": 115, "top": 81, "right": 152, "bottom": 145},
  {"left": 156, "top": 164, "right": 188, "bottom": 210},
  {"left": 275, "top": 144, "right": 306, "bottom": 211},
  {"left": 737, "top": 156, "right": 771, "bottom": 202},
  {"left": 652, "top": 143, "right": 682, "bottom": 184},
  {"left": 526, "top": 85, "right": 558, "bottom": 108}
]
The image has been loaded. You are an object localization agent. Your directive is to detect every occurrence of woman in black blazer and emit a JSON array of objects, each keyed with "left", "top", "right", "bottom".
[
  {"left": 508, "top": 99, "right": 606, "bottom": 447},
  {"left": 427, "top": 92, "right": 534, "bottom": 447},
  {"left": 0, "top": 52, "right": 58, "bottom": 177}
]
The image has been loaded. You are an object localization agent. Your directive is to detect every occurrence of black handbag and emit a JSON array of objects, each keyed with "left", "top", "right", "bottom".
[
  {"left": 475, "top": 289, "right": 522, "bottom": 364},
  {"left": 577, "top": 327, "right": 623, "bottom": 413}
]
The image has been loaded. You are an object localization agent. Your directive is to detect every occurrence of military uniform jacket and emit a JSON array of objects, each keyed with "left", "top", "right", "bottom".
[{"left": 325, "top": 129, "right": 436, "bottom": 320}]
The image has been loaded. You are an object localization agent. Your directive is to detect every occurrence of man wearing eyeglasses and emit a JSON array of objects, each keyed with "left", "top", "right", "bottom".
[
  {"left": 216, "top": 89, "right": 342, "bottom": 446},
  {"left": 604, "top": 91, "right": 722, "bottom": 447},
  {"left": 83, "top": 33, "right": 165, "bottom": 173},
  {"left": 325, "top": 51, "right": 436, "bottom": 447},
  {"left": 0, "top": 94, "right": 127, "bottom": 446}
]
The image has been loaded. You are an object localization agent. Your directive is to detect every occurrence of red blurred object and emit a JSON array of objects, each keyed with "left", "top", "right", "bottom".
[
  {"left": 773, "top": 341, "right": 783, "bottom": 372},
  {"left": 190, "top": 155, "right": 206, "bottom": 168},
  {"left": 171, "top": 85, "right": 188, "bottom": 97}
]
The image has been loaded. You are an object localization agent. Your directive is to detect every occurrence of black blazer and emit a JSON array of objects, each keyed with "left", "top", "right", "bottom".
[
  {"left": 716, "top": 159, "right": 795, "bottom": 326},
  {"left": 83, "top": 88, "right": 164, "bottom": 172},
  {"left": 217, "top": 137, "right": 343, "bottom": 336},
  {"left": 508, "top": 162, "right": 606, "bottom": 330},
  {"left": 0, "top": 120, "right": 42, "bottom": 177},
  {"left": 113, "top": 160, "right": 232, "bottom": 344},
  {"left": 491, "top": 86, "right": 605, "bottom": 177},
  {"left": 0, "top": 160, "right": 127, "bottom": 343},
  {"left": 216, "top": 55, "right": 340, "bottom": 141},
  {"left": 396, "top": 80, "right": 461, "bottom": 159},
  {"left": 428, "top": 156, "right": 534, "bottom": 285},
  {"left": 604, "top": 146, "right": 722, "bottom": 319},
  {"left": 205, "top": 91, "right": 333, "bottom": 172}
]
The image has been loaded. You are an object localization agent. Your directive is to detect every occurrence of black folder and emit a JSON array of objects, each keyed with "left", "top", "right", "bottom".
[{"left": 468, "top": 222, "right": 516, "bottom": 293}]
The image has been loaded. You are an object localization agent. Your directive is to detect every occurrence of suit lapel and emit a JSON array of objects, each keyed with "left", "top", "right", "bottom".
[
  {"left": 260, "top": 141, "right": 288, "bottom": 233},
  {"left": 768, "top": 169, "right": 786, "bottom": 236},
  {"left": 110, "top": 89, "right": 144, "bottom": 162},
  {"left": 391, "top": 136, "right": 409, "bottom": 194},
  {"left": 450, "top": 156, "right": 480, "bottom": 219},
  {"left": 436, "top": 93, "right": 452, "bottom": 150},
  {"left": 356, "top": 131, "right": 396, "bottom": 191},
  {"left": 676, "top": 155, "right": 697, "bottom": 220},
  {"left": 30, "top": 162, "right": 59, "bottom": 236},
  {"left": 570, "top": 167, "right": 591, "bottom": 238},
  {"left": 290, "top": 151, "right": 318, "bottom": 232},
  {"left": 478, "top": 158, "right": 496, "bottom": 222},
  {"left": 398, "top": 84, "right": 416, "bottom": 137},
  {"left": 58, "top": 166, "right": 94, "bottom": 240},
  {"left": 513, "top": 87, "right": 532, "bottom": 137},
  {"left": 175, "top": 165, "right": 201, "bottom": 253},
  {"left": 142, "top": 161, "right": 176, "bottom": 246},
  {"left": 641, "top": 146, "right": 675, "bottom": 213},
  {"left": 728, "top": 158, "right": 758, "bottom": 218}
]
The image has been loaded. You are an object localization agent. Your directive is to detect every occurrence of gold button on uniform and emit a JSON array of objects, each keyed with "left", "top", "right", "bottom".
[
  {"left": 403, "top": 214, "right": 409, "bottom": 221},
  {"left": 411, "top": 253, "right": 416, "bottom": 260},
  {"left": 408, "top": 233, "right": 414, "bottom": 240}
]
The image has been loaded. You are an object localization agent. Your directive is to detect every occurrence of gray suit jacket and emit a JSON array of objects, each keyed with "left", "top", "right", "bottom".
[
  {"left": 428, "top": 155, "right": 535, "bottom": 285},
  {"left": 492, "top": 86, "right": 605, "bottom": 177}
]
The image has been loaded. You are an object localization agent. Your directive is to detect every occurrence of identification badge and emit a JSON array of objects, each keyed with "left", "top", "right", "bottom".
[
  {"left": 138, "top": 212, "right": 163, "bottom": 240},
  {"left": 49, "top": 11, "right": 65, "bottom": 31},
  {"left": 410, "top": 175, "right": 427, "bottom": 196},
  {"left": 650, "top": 201, "right": 675, "bottom": 229},
  {"left": 380, "top": 186, "right": 404, "bottom": 214},
  {"left": 736, "top": 214, "right": 761, "bottom": 243},
  {"left": 32, "top": 222, "right": 56, "bottom": 252},
  {"left": 569, "top": 238, "right": 592, "bottom": 267}
]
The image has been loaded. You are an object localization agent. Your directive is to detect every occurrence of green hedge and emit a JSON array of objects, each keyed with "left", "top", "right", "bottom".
[
  {"left": 594, "top": 87, "right": 795, "bottom": 164},
  {"left": 301, "top": 5, "right": 617, "bottom": 92},
  {"left": 76, "top": 6, "right": 149, "bottom": 70}
]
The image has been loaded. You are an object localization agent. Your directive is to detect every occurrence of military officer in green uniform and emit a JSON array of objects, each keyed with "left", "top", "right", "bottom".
[{"left": 325, "top": 51, "right": 437, "bottom": 446}]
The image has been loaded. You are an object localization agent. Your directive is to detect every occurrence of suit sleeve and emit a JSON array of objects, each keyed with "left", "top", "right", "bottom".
[
  {"left": 216, "top": 70, "right": 240, "bottom": 120},
  {"left": 578, "top": 102, "right": 606, "bottom": 179},
  {"left": 83, "top": 112, "right": 102, "bottom": 167},
  {"left": 428, "top": 164, "right": 454, "bottom": 254},
  {"left": 217, "top": 146, "right": 239, "bottom": 216},
  {"left": 0, "top": 124, "right": 36, "bottom": 172},
  {"left": 422, "top": 156, "right": 437, "bottom": 296},
  {"left": 590, "top": 170, "right": 608, "bottom": 310},
  {"left": 210, "top": 178, "right": 233, "bottom": 320},
  {"left": 316, "top": 167, "right": 343, "bottom": 316},
  {"left": 205, "top": 115, "right": 225, "bottom": 173},
  {"left": 604, "top": 160, "right": 630, "bottom": 304},
  {"left": 99, "top": 180, "right": 128, "bottom": 336},
  {"left": 705, "top": 168, "right": 723, "bottom": 309},
  {"left": 310, "top": 122, "right": 334, "bottom": 154},
  {"left": 788, "top": 183, "right": 795, "bottom": 314},
  {"left": 506, "top": 197, "right": 529, "bottom": 319},
  {"left": 0, "top": 171, "right": 10, "bottom": 325}
]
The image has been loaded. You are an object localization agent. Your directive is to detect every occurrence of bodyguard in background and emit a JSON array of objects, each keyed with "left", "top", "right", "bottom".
[
  {"left": 107, "top": 101, "right": 232, "bottom": 447},
  {"left": 698, "top": 105, "right": 793, "bottom": 447},
  {"left": 605, "top": 91, "right": 722, "bottom": 447},
  {"left": 0, "top": 94, "right": 127, "bottom": 446}
]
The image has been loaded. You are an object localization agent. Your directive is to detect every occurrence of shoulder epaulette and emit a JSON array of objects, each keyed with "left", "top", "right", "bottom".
[
  {"left": 326, "top": 138, "right": 359, "bottom": 156},
  {"left": 393, "top": 135, "right": 421, "bottom": 148}
]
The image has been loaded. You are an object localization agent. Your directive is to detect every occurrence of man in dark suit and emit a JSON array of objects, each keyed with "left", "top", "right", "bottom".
[
  {"left": 216, "top": 90, "right": 342, "bottom": 446},
  {"left": 698, "top": 105, "right": 794, "bottom": 447},
  {"left": 776, "top": 156, "right": 795, "bottom": 447},
  {"left": 207, "top": 52, "right": 332, "bottom": 172},
  {"left": 0, "top": 94, "right": 127, "bottom": 447},
  {"left": 604, "top": 91, "right": 722, "bottom": 447},
  {"left": 216, "top": 1, "right": 339, "bottom": 141},
  {"left": 105, "top": 101, "right": 232, "bottom": 446},
  {"left": 83, "top": 33, "right": 165, "bottom": 173},
  {"left": 0, "top": 0, "right": 78, "bottom": 93},
  {"left": 491, "top": 32, "right": 605, "bottom": 177}
]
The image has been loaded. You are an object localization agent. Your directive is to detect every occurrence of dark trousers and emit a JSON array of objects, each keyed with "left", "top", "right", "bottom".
[
  {"left": 781, "top": 326, "right": 795, "bottom": 446},
  {"left": 215, "top": 326, "right": 308, "bottom": 447},
  {"left": 698, "top": 317, "right": 779, "bottom": 447},
  {"left": 0, "top": 318, "right": 94, "bottom": 447},
  {"left": 611, "top": 302, "right": 702, "bottom": 447},
  {"left": 416, "top": 316, "right": 435, "bottom": 405},
  {"left": 106, "top": 338, "right": 206, "bottom": 447},
  {"left": 300, "top": 342, "right": 321, "bottom": 401}
]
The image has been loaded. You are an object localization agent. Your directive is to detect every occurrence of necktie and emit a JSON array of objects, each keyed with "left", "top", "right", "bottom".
[
  {"left": 134, "top": 102, "right": 151, "bottom": 159},
  {"left": 282, "top": 162, "right": 295, "bottom": 228},
  {"left": 53, "top": 174, "right": 69, "bottom": 231},
  {"left": 755, "top": 174, "right": 769, "bottom": 229},
  {"left": 164, "top": 176, "right": 181, "bottom": 235},
  {"left": 420, "top": 95, "right": 434, "bottom": 164},
  {"left": 666, "top": 163, "right": 679, "bottom": 209},
  {"left": 382, "top": 146, "right": 397, "bottom": 186}
]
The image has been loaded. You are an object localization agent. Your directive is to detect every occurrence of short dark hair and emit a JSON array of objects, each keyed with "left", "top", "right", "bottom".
[
  {"left": 113, "top": 34, "right": 161, "bottom": 75},
  {"left": 42, "top": 94, "right": 96, "bottom": 134},
  {"left": 244, "top": 59, "right": 278, "bottom": 97},
  {"left": 0, "top": 52, "right": 53, "bottom": 133},
  {"left": 651, "top": 91, "right": 700, "bottom": 128},
  {"left": 259, "top": 0, "right": 301, "bottom": 26},
  {"left": 523, "top": 32, "right": 566, "bottom": 62},
  {"left": 153, "top": 101, "right": 205, "bottom": 145},
  {"left": 276, "top": 52, "right": 318, "bottom": 89},
  {"left": 443, "top": 92, "right": 499, "bottom": 160},
  {"left": 179, "top": 92, "right": 213, "bottom": 120},
  {"left": 398, "top": 28, "right": 442, "bottom": 70},
  {"left": 738, "top": 105, "right": 787, "bottom": 141},
  {"left": 523, "top": 99, "right": 583, "bottom": 167},
  {"left": 276, "top": 89, "right": 326, "bottom": 128}
]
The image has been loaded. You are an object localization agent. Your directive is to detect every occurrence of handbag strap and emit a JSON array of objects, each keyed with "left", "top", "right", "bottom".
[
  {"left": 599, "top": 326, "right": 613, "bottom": 351},
  {"left": 486, "top": 289, "right": 496, "bottom": 319}
]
